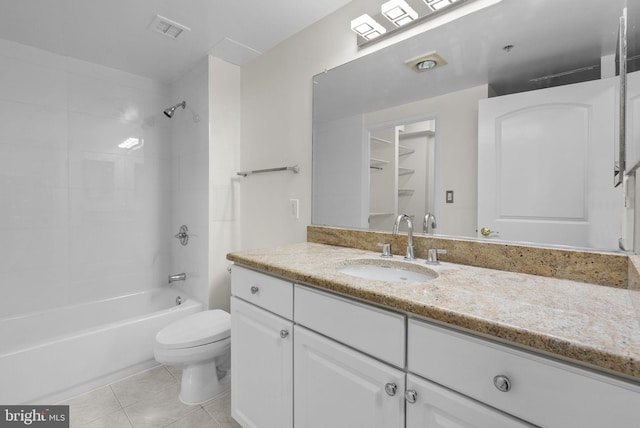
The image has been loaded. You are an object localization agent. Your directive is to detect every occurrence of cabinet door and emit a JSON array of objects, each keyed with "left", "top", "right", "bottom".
[
  {"left": 230, "top": 297, "right": 293, "bottom": 428},
  {"left": 294, "top": 325, "right": 404, "bottom": 428},
  {"left": 406, "top": 374, "right": 533, "bottom": 428}
]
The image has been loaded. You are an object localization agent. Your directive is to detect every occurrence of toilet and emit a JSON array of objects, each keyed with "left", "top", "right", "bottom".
[{"left": 154, "top": 309, "right": 231, "bottom": 404}]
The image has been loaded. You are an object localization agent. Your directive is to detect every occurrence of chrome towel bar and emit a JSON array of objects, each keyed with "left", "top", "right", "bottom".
[{"left": 237, "top": 165, "right": 299, "bottom": 177}]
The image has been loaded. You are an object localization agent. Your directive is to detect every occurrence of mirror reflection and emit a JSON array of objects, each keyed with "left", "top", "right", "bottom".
[{"left": 312, "top": 0, "right": 639, "bottom": 251}]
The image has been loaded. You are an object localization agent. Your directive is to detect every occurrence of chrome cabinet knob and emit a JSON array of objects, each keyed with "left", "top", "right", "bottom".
[
  {"left": 405, "top": 389, "right": 418, "bottom": 404},
  {"left": 250, "top": 285, "right": 259, "bottom": 294},
  {"left": 384, "top": 383, "right": 397, "bottom": 396},
  {"left": 280, "top": 329, "right": 289, "bottom": 339},
  {"left": 493, "top": 375, "right": 512, "bottom": 392}
]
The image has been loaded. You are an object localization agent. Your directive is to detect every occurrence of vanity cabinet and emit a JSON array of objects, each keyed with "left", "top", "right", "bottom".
[
  {"left": 405, "top": 374, "right": 532, "bottom": 428},
  {"left": 294, "top": 325, "right": 405, "bottom": 428},
  {"left": 231, "top": 265, "right": 640, "bottom": 428},
  {"left": 230, "top": 266, "right": 293, "bottom": 428},
  {"left": 408, "top": 319, "right": 640, "bottom": 428}
]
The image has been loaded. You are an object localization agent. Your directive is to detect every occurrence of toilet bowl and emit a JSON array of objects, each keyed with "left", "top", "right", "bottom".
[{"left": 154, "top": 309, "right": 231, "bottom": 404}]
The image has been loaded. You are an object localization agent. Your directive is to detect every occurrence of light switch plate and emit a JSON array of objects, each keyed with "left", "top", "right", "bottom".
[
  {"left": 446, "top": 190, "right": 454, "bottom": 203},
  {"left": 289, "top": 199, "right": 299, "bottom": 219}
]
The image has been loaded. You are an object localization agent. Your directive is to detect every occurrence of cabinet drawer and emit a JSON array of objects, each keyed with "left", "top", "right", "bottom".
[
  {"left": 231, "top": 265, "right": 293, "bottom": 319},
  {"left": 295, "top": 285, "right": 405, "bottom": 367},
  {"left": 408, "top": 319, "right": 640, "bottom": 428}
]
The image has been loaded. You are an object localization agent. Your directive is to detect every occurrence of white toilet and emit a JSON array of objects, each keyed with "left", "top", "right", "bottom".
[{"left": 154, "top": 309, "right": 231, "bottom": 404}]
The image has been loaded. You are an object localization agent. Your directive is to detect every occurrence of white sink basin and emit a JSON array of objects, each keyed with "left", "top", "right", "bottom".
[{"left": 337, "top": 260, "right": 437, "bottom": 283}]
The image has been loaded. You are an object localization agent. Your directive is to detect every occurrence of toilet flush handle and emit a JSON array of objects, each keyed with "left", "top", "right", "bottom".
[
  {"left": 250, "top": 286, "right": 259, "bottom": 294},
  {"left": 280, "top": 329, "right": 289, "bottom": 339}
]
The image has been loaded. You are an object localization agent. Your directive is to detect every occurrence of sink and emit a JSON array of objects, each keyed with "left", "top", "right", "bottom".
[{"left": 337, "top": 259, "right": 437, "bottom": 283}]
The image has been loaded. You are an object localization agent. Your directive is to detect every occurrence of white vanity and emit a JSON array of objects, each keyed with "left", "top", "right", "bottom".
[{"left": 228, "top": 243, "right": 640, "bottom": 428}]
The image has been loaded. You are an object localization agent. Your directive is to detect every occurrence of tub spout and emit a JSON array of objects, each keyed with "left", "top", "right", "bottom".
[{"left": 168, "top": 273, "right": 186, "bottom": 284}]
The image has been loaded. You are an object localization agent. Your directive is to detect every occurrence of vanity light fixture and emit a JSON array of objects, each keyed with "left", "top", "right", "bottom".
[
  {"left": 424, "top": 0, "right": 460, "bottom": 11},
  {"left": 350, "top": 14, "right": 387, "bottom": 40},
  {"left": 381, "top": 0, "right": 418, "bottom": 27}
]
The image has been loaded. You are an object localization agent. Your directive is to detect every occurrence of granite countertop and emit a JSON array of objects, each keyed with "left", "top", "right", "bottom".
[{"left": 227, "top": 242, "right": 640, "bottom": 382}]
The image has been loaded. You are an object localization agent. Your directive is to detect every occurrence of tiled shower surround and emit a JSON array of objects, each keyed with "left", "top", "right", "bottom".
[{"left": 0, "top": 38, "right": 175, "bottom": 318}]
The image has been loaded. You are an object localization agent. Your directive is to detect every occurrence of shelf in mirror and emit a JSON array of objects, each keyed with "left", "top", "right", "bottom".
[
  {"left": 399, "top": 146, "right": 415, "bottom": 156},
  {"left": 399, "top": 167, "right": 415, "bottom": 176},
  {"left": 371, "top": 136, "right": 393, "bottom": 145},
  {"left": 370, "top": 158, "right": 390, "bottom": 169},
  {"left": 399, "top": 130, "right": 435, "bottom": 140}
]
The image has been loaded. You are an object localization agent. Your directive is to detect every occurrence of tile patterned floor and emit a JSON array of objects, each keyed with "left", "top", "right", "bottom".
[{"left": 59, "top": 366, "right": 241, "bottom": 428}]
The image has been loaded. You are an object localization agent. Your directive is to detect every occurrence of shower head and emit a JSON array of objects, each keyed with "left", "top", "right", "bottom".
[{"left": 164, "top": 101, "right": 186, "bottom": 118}]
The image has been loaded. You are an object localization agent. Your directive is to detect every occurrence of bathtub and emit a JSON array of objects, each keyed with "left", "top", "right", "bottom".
[{"left": 0, "top": 288, "right": 203, "bottom": 404}]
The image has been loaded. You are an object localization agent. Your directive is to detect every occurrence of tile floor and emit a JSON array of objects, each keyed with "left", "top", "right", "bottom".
[{"left": 59, "top": 365, "right": 241, "bottom": 428}]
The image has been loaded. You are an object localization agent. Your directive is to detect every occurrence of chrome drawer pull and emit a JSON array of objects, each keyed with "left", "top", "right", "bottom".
[
  {"left": 493, "top": 375, "right": 512, "bottom": 392},
  {"left": 250, "top": 285, "right": 259, "bottom": 294},
  {"left": 280, "top": 329, "right": 289, "bottom": 339},
  {"left": 405, "top": 389, "right": 417, "bottom": 403},
  {"left": 384, "top": 383, "right": 397, "bottom": 396}
]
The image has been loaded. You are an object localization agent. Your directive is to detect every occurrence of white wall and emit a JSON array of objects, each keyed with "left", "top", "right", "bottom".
[
  {"left": 0, "top": 38, "right": 173, "bottom": 317},
  {"left": 239, "top": 0, "right": 384, "bottom": 249},
  {"left": 170, "top": 58, "right": 210, "bottom": 305},
  {"left": 208, "top": 56, "right": 241, "bottom": 312},
  {"left": 313, "top": 114, "right": 368, "bottom": 229}
]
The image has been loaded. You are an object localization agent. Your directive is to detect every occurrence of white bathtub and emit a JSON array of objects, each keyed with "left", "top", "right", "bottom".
[{"left": 0, "top": 288, "right": 203, "bottom": 404}]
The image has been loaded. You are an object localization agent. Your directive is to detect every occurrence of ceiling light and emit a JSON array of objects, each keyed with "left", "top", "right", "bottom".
[
  {"left": 381, "top": 0, "right": 418, "bottom": 27},
  {"left": 350, "top": 14, "right": 387, "bottom": 40},
  {"left": 417, "top": 59, "right": 438, "bottom": 70},
  {"left": 405, "top": 51, "right": 448, "bottom": 73},
  {"left": 423, "top": 0, "right": 458, "bottom": 11}
]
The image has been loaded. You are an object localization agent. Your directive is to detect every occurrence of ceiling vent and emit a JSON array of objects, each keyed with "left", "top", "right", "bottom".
[{"left": 149, "top": 15, "right": 190, "bottom": 40}]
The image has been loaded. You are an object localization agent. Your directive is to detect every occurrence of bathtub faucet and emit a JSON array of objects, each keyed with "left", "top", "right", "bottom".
[{"left": 168, "top": 273, "right": 186, "bottom": 284}]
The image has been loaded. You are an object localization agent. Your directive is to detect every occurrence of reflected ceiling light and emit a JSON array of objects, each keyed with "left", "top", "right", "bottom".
[
  {"left": 381, "top": 0, "right": 418, "bottom": 27},
  {"left": 119, "top": 137, "right": 144, "bottom": 150},
  {"left": 405, "top": 51, "right": 448, "bottom": 73},
  {"left": 417, "top": 59, "right": 438, "bottom": 70},
  {"left": 423, "top": 0, "right": 459, "bottom": 12},
  {"left": 350, "top": 14, "right": 387, "bottom": 40}
]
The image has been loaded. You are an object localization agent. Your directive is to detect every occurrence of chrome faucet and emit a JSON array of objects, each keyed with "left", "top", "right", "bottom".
[
  {"left": 393, "top": 214, "right": 416, "bottom": 260},
  {"left": 423, "top": 212, "right": 437, "bottom": 234},
  {"left": 168, "top": 273, "right": 186, "bottom": 284}
]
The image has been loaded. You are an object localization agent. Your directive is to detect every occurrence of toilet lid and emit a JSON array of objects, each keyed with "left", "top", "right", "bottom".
[{"left": 156, "top": 310, "right": 230, "bottom": 350}]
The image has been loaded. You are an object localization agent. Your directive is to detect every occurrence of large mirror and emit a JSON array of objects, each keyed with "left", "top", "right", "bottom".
[{"left": 313, "top": 0, "right": 639, "bottom": 252}]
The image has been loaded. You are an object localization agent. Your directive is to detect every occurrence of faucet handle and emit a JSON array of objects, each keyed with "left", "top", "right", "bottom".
[
  {"left": 425, "top": 249, "right": 447, "bottom": 265},
  {"left": 378, "top": 243, "right": 393, "bottom": 258}
]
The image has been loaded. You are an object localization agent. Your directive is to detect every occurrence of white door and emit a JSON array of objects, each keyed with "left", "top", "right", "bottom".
[
  {"left": 405, "top": 374, "right": 534, "bottom": 428},
  {"left": 294, "top": 325, "right": 405, "bottom": 428},
  {"left": 230, "top": 297, "right": 293, "bottom": 428},
  {"left": 478, "top": 77, "right": 622, "bottom": 249}
]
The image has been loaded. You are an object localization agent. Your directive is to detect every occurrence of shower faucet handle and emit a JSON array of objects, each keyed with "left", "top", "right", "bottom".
[{"left": 174, "top": 225, "right": 189, "bottom": 246}]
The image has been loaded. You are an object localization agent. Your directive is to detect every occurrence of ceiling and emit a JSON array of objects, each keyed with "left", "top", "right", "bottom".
[{"left": 0, "top": 0, "right": 351, "bottom": 83}]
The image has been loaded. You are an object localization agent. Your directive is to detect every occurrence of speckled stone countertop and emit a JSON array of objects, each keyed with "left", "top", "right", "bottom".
[{"left": 227, "top": 242, "right": 640, "bottom": 382}]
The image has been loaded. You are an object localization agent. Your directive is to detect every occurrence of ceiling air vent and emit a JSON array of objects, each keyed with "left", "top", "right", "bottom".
[{"left": 149, "top": 15, "right": 190, "bottom": 40}]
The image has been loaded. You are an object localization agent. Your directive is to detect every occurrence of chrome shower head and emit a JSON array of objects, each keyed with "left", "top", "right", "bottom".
[{"left": 164, "top": 101, "right": 186, "bottom": 118}]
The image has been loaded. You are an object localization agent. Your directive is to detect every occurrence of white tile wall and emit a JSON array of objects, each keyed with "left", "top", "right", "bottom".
[
  {"left": 0, "top": 39, "right": 175, "bottom": 317},
  {"left": 168, "top": 58, "right": 210, "bottom": 306}
]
